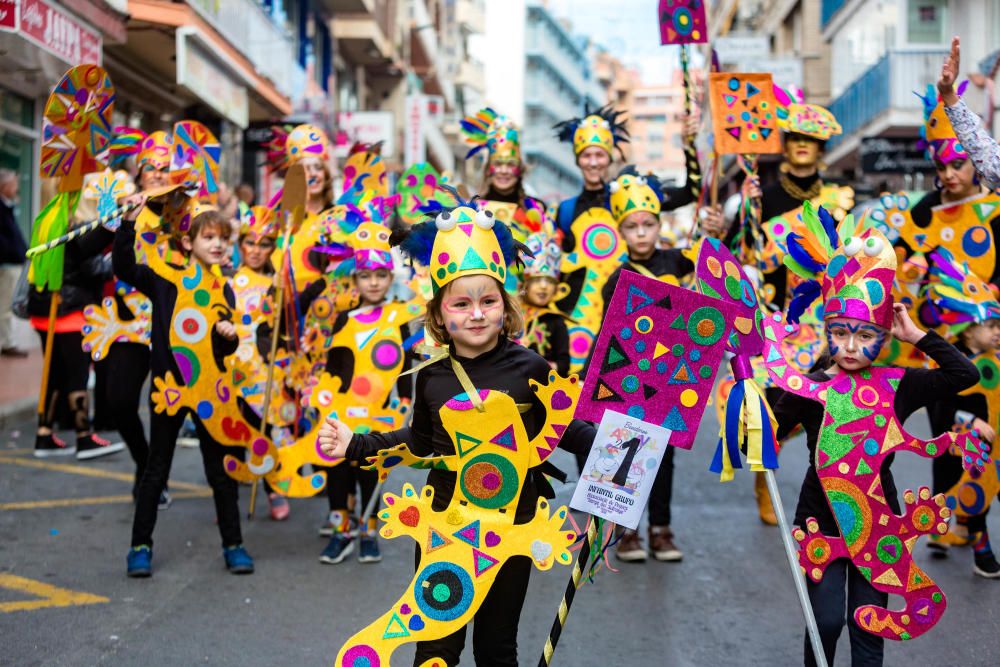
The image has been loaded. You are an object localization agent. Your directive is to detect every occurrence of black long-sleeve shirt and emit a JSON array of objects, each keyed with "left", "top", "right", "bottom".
[
  {"left": 524, "top": 310, "right": 571, "bottom": 376},
  {"left": 346, "top": 336, "right": 596, "bottom": 520},
  {"left": 112, "top": 218, "right": 237, "bottom": 382},
  {"left": 771, "top": 331, "right": 979, "bottom": 535},
  {"left": 601, "top": 248, "right": 694, "bottom": 314}
]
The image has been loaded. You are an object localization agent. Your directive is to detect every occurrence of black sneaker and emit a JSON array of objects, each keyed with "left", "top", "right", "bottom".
[
  {"left": 34, "top": 433, "right": 75, "bottom": 458},
  {"left": 319, "top": 533, "right": 354, "bottom": 564},
  {"left": 974, "top": 553, "right": 1000, "bottom": 578},
  {"left": 76, "top": 434, "right": 124, "bottom": 460}
]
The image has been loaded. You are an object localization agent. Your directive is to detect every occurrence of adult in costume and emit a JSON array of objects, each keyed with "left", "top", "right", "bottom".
[
  {"left": 461, "top": 107, "right": 548, "bottom": 243},
  {"left": 940, "top": 37, "right": 1000, "bottom": 186}
]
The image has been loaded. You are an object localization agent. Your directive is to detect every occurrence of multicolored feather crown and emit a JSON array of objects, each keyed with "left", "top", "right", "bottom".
[
  {"left": 778, "top": 103, "right": 842, "bottom": 141},
  {"left": 926, "top": 246, "right": 1000, "bottom": 328},
  {"left": 553, "top": 103, "right": 629, "bottom": 157},
  {"left": 108, "top": 126, "right": 146, "bottom": 167},
  {"left": 917, "top": 82, "right": 970, "bottom": 165},
  {"left": 784, "top": 202, "right": 896, "bottom": 329},
  {"left": 395, "top": 187, "right": 520, "bottom": 294},
  {"left": 239, "top": 204, "right": 280, "bottom": 242},
  {"left": 523, "top": 232, "right": 561, "bottom": 280},
  {"left": 608, "top": 167, "right": 663, "bottom": 224},
  {"left": 461, "top": 107, "right": 521, "bottom": 162},
  {"left": 137, "top": 130, "right": 172, "bottom": 172}
]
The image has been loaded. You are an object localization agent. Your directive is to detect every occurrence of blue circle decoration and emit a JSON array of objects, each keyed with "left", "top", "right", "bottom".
[
  {"left": 627, "top": 405, "right": 645, "bottom": 419},
  {"left": 413, "top": 562, "right": 474, "bottom": 622},
  {"left": 863, "top": 438, "right": 879, "bottom": 456},
  {"left": 656, "top": 361, "right": 668, "bottom": 374},
  {"left": 382, "top": 455, "right": 403, "bottom": 469},
  {"left": 620, "top": 327, "right": 632, "bottom": 340},
  {"left": 962, "top": 226, "right": 991, "bottom": 258},
  {"left": 690, "top": 349, "right": 701, "bottom": 362},
  {"left": 634, "top": 340, "right": 647, "bottom": 353},
  {"left": 673, "top": 7, "right": 694, "bottom": 35},
  {"left": 197, "top": 400, "right": 214, "bottom": 419},
  {"left": 621, "top": 375, "right": 640, "bottom": 393}
]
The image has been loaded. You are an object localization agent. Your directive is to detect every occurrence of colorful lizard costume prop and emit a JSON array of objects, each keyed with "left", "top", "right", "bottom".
[
  {"left": 763, "top": 214, "right": 990, "bottom": 640},
  {"left": 335, "top": 373, "right": 580, "bottom": 667},
  {"left": 332, "top": 191, "right": 579, "bottom": 665}
]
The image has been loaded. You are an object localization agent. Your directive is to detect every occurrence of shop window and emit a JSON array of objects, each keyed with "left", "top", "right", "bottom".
[{"left": 0, "top": 89, "right": 35, "bottom": 240}]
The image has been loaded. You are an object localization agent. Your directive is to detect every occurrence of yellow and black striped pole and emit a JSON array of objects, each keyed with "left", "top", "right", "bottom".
[
  {"left": 538, "top": 517, "right": 599, "bottom": 667},
  {"left": 24, "top": 200, "right": 141, "bottom": 258}
]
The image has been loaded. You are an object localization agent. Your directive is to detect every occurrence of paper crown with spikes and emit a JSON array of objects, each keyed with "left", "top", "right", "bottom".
[
  {"left": 239, "top": 203, "right": 280, "bottom": 242},
  {"left": 778, "top": 103, "right": 842, "bottom": 141},
  {"left": 523, "top": 232, "right": 561, "bottom": 280},
  {"left": 784, "top": 202, "right": 896, "bottom": 329},
  {"left": 396, "top": 186, "right": 521, "bottom": 294},
  {"left": 461, "top": 107, "right": 521, "bottom": 162},
  {"left": 266, "top": 123, "right": 331, "bottom": 172},
  {"left": 553, "top": 103, "right": 629, "bottom": 157},
  {"left": 608, "top": 167, "right": 663, "bottom": 224},
  {"left": 916, "top": 82, "right": 970, "bottom": 165},
  {"left": 137, "top": 130, "right": 172, "bottom": 172}
]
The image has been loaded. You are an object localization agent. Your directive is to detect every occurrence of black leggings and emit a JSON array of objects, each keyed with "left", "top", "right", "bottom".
[
  {"left": 131, "top": 405, "right": 242, "bottom": 549},
  {"left": 101, "top": 343, "right": 151, "bottom": 484},
  {"left": 805, "top": 557, "right": 886, "bottom": 667},
  {"left": 326, "top": 462, "right": 379, "bottom": 518},
  {"left": 413, "top": 552, "right": 531, "bottom": 667},
  {"left": 35, "top": 329, "right": 90, "bottom": 434}
]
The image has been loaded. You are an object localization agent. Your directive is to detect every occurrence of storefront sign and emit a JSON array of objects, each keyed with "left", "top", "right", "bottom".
[
  {"left": 404, "top": 94, "right": 426, "bottom": 166},
  {"left": 334, "top": 111, "right": 395, "bottom": 159},
  {"left": 0, "top": 0, "right": 102, "bottom": 65},
  {"left": 860, "top": 137, "right": 934, "bottom": 174},
  {"left": 715, "top": 35, "right": 769, "bottom": 64},
  {"left": 176, "top": 32, "right": 249, "bottom": 129}
]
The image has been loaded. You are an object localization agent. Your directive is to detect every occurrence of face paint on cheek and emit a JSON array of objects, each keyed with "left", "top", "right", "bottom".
[
  {"left": 826, "top": 328, "right": 840, "bottom": 356},
  {"left": 860, "top": 330, "right": 886, "bottom": 361},
  {"left": 448, "top": 322, "right": 458, "bottom": 332}
]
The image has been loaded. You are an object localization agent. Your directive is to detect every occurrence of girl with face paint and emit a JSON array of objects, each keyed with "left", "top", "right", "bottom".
[
  {"left": 317, "top": 197, "right": 596, "bottom": 665},
  {"left": 770, "top": 226, "right": 981, "bottom": 666}
]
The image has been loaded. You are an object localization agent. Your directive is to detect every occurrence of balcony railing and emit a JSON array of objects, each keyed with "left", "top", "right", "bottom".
[
  {"left": 187, "top": 0, "right": 302, "bottom": 98},
  {"left": 827, "top": 49, "right": 949, "bottom": 148}
]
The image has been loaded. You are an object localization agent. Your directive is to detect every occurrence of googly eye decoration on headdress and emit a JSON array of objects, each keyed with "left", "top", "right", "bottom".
[
  {"left": 607, "top": 166, "right": 664, "bottom": 224},
  {"left": 523, "top": 232, "right": 561, "bottom": 280},
  {"left": 461, "top": 107, "right": 522, "bottom": 163},
  {"left": 395, "top": 185, "right": 524, "bottom": 294},
  {"left": 239, "top": 203, "right": 280, "bottom": 242},
  {"left": 553, "top": 103, "right": 630, "bottom": 158},
  {"left": 783, "top": 202, "right": 896, "bottom": 330},
  {"left": 916, "top": 82, "right": 970, "bottom": 165}
]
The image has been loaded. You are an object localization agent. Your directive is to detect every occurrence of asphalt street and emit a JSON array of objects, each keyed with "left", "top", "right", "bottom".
[{"left": 1, "top": 401, "right": 998, "bottom": 666}]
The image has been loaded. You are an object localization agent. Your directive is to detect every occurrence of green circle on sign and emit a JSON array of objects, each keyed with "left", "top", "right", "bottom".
[{"left": 687, "top": 307, "right": 726, "bottom": 346}]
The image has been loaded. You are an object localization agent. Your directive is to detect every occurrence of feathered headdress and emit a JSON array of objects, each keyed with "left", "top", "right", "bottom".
[
  {"left": 607, "top": 165, "right": 664, "bottom": 224},
  {"left": 461, "top": 107, "right": 521, "bottom": 162},
  {"left": 392, "top": 185, "right": 527, "bottom": 294},
  {"left": 916, "top": 82, "right": 970, "bottom": 165},
  {"left": 784, "top": 202, "right": 896, "bottom": 330},
  {"left": 553, "top": 103, "right": 630, "bottom": 158},
  {"left": 925, "top": 246, "right": 1000, "bottom": 329},
  {"left": 108, "top": 126, "right": 146, "bottom": 168}
]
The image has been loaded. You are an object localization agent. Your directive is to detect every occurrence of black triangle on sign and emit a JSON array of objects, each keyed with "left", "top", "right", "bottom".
[
  {"left": 655, "top": 295, "right": 672, "bottom": 310},
  {"left": 601, "top": 335, "right": 632, "bottom": 374},
  {"left": 592, "top": 379, "right": 625, "bottom": 403},
  {"left": 643, "top": 383, "right": 657, "bottom": 400}
]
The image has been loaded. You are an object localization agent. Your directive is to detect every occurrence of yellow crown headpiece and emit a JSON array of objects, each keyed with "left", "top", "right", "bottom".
[
  {"left": 608, "top": 170, "right": 663, "bottom": 224},
  {"left": 396, "top": 189, "right": 520, "bottom": 294},
  {"left": 240, "top": 204, "right": 280, "bottom": 242},
  {"left": 137, "top": 130, "right": 172, "bottom": 173},
  {"left": 554, "top": 103, "right": 629, "bottom": 157}
]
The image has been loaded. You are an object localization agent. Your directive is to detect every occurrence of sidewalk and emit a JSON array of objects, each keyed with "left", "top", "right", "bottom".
[{"left": 0, "top": 318, "right": 41, "bottom": 430}]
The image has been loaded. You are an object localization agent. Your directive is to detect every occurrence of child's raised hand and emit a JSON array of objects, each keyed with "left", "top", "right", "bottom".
[
  {"left": 214, "top": 320, "right": 238, "bottom": 340},
  {"left": 890, "top": 303, "right": 926, "bottom": 345},
  {"left": 318, "top": 417, "right": 352, "bottom": 458}
]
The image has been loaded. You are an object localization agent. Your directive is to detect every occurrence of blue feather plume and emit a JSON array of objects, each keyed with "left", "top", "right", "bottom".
[{"left": 787, "top": 280, "right": 822, "bottom": 324}]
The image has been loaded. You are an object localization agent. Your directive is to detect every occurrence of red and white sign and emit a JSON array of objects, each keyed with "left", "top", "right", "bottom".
[
  {"left": 0, "top": 0, "right": 102, "bottom": 66},
  {"left": 404, "top": 94, "right": 426, "bottom": 166}
]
